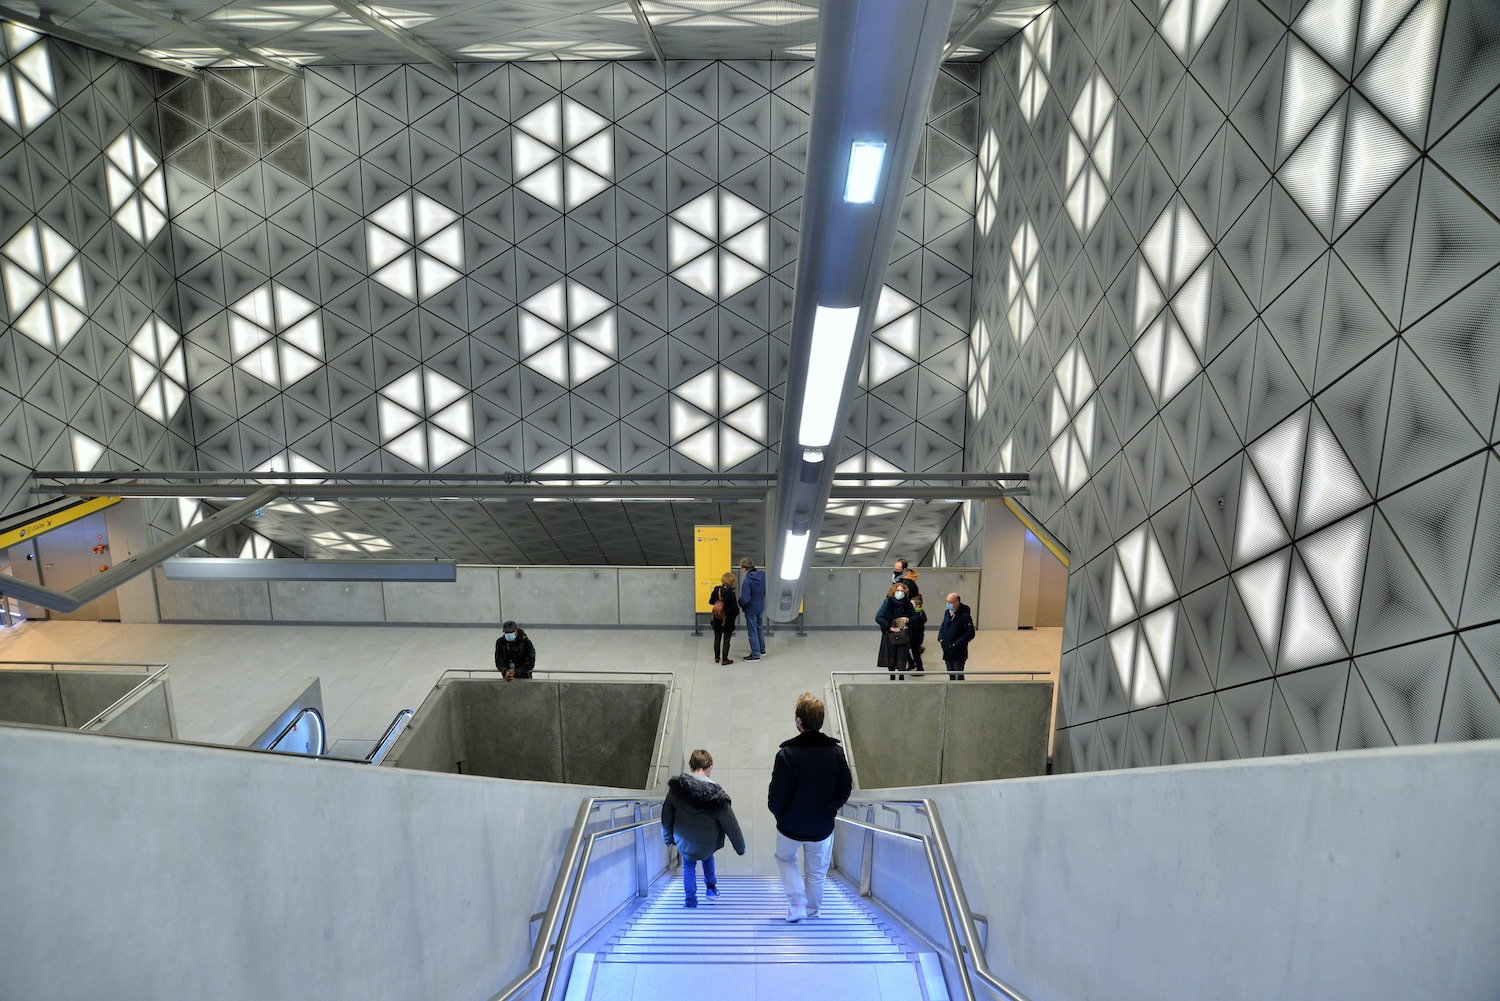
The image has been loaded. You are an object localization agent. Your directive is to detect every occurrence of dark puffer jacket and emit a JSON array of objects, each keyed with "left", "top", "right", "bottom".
[
  {"left": 767, "top": 730, "right": 853, "bottom": 842},
  {"left": 494, "top": 629, "right": 536, "bottom": 678},
  {"left": 662, "top": 772, "right": 747, "bottom": 861}
]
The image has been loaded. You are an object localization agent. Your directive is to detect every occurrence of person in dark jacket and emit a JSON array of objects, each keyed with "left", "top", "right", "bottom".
[
  {"left": 662, "top": 748, "right": 746, "bottom": 907},
  {"left": 891, "top": 559, "right": 926, "bottom": 671},
  {"left": 875, "top": 582, "right": 922, "bottom": 680},
  {"left": 494, "top": 620, "right": 536, "bottom": 680},
  {"left": 767, "top": 692, "right": 852, "bottom": 923},
  {"left": 738, "top": 557, "right": 766, "bottom": 661},
  {"left": 709, "top": 572, "right": 739, "bottom": 665},
  {"left": 937, "top": 592, "right": 976, "bottom": 681}
]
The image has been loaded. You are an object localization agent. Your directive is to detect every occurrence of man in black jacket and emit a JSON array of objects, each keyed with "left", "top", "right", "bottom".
[
  {"left": 494, "top": 620, "right": 536, "bottom": 680},
  {"left": 767, "top": 692, "right": 852, "bottom": 923},
  {"left": 937, "top": 592, "right": 976, "bottom": 681}
]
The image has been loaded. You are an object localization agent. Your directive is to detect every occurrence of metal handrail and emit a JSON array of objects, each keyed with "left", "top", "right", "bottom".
[
  {"left": 845, "top": 796, "right": 1033, "bottom": 1001},
  {"left": 830, "top": 669, "right": 1052, "bottom": 681},
  {"left": 539, "top": 815, "right": 662, "bottom": 1001},
  {"left": 267, "top": 706, "right": 326, "bottom": 756},
  {"left": 437, "top": 669, "right": 674, "bottom": 682},
  {"left": 364, "top": 709, "right": 413, "bottom": 765},
  {"left": 0, "top": 660, "right": 168, "bottom": 671},
  {"left": 488, "top": 796, "right": 663, "bottom": 1001},
  {"left": 78, "top": 664, "right": 171, "bottom": 732}
]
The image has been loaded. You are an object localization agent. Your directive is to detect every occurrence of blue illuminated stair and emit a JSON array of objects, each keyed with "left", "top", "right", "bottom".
[{"left": 566, "top": 874, "right": 947, "bottom": 1001}]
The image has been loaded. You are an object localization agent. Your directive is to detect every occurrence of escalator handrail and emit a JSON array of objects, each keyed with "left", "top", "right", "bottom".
[
  {"left": 488, "top": 796, "right": 663, "bottom": 1001},
  {"left": 844, "top": 797, "right": 1034, "bottom": 1001},
  {"left": 267, "top": 706, "right": 326, "bottom": 756},
  {"left": 363, "top": 709, "right": 413, "bottom": 765}
]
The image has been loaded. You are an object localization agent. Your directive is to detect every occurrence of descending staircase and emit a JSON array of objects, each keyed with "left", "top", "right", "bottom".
[{"left": 566, "top": 874, "right": 948, "bottom": 1001}]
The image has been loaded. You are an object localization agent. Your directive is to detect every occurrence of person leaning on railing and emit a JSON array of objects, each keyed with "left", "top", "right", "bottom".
[{"left": 495, "top": 620, "right": 536, "bottom": 680}]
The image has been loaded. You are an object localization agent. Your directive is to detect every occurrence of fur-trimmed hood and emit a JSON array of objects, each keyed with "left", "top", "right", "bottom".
[{"left": 667, "top": 771, "right": 732, "bottom": 809}]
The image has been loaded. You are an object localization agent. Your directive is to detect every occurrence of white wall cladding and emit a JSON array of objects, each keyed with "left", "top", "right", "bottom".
[
  {"left": 958, "top": 0, "right": 1500, "bottom": 769},
  {"left": 0, "top": 29, "right": 190, "bottom": 515}
]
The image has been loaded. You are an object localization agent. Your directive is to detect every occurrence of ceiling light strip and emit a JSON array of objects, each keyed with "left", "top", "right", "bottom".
[
  {"left": 89, "top": 0, "right": 303, "bottom": 75},
  {"left": 0, "top": 5, "right": 202, "bottom": 79},
  {"left": 942, "top": 0, "right": 1015, "bottom": 59},
  {"left": 322, "top": 0, "right": 456, "bottom": 76}
]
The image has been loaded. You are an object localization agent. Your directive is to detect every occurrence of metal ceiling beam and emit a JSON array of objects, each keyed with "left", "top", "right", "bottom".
[
  {"left": 625, "top": 0, "right": 668, "bottom": 71},
  {"left": 41, "top": 483, "right": 1023, "bottom": 502},
  {"left": 35, "top": 469, "right": 1029, "bottom": 484},
  {"left": 767, "top": 0, "right": 959, "bottom": 621},
  {"left": 322, "top": 0, "right": 456, "bottom": 76},
  {"left": 0, "top": 5, "right": 202, "bottom": 79},
  {"left": 0, "top": 486, "right": 280, "bottom": 613},
  {"left": 88, "top": 0, "right": 304, "bottom": 76},
  {"left": 943, "top": 0, "right": 1015, "bottom": 60}
]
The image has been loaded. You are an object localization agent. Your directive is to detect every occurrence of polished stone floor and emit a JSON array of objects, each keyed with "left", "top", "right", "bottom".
[{"left": 0, "top": 618, "right": 1060, "bottom": 876}]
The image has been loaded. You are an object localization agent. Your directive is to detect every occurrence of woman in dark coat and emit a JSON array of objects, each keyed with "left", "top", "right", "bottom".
[
  {"left": 875, "top": 582, "right": 923, "bottom": 680},
  {"left": 709, "top": 572, "right": 740, "bottom": 664}
]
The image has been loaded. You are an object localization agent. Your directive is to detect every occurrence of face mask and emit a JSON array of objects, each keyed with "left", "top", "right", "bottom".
[
  {"left": 504, "top": 632, "right": 516, "bottom": 641},
  {"left": 945, "top": 602, "right": 954, "bottom": 612},
  {"left": 894, "top": 590, "right": 906, "bottom": 600}
]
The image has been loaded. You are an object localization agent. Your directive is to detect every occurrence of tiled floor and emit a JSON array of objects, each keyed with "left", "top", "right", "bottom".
[{"left": 0, "top": 618, "right": 1060, "bottom": 877}]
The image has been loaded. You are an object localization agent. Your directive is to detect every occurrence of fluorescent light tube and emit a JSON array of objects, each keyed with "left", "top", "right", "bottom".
[
  {"left": 797, "top": 306, "right": 860, "bottom": 447},
  {"left": 844, "top": 141, "right": 886, "bottom": 203},
  {"left": 780, "top": 529, "right": 810, "bottom": 580}
]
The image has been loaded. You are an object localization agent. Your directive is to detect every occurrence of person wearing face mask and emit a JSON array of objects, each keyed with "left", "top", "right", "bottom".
[
  {"left": 891, "top": 559, "right": 925, "bottom": 672},
  {"left": 875, "top": 581, "right": 919, "bottom": 680},
  {"left": 494, "top": 619, "right": 536, "bottom": 681},
  {"left": 937, "top": 592, "right": 975, "bottom": 681}
]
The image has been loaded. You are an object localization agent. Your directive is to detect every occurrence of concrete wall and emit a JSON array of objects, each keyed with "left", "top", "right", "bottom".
[
  {"left": 92, "top": 680, "right": 176, "bottom": 741},
  {"left": 0, "top": 671, "right": 146, "bottom": 728},
  {"left": 0, "top": 725, "right": 623, "bottom": 1001},
  {"left": 389, "top": 680, "right": 668, "bottom": 789},
  {"left": 839, "top": 682, "right": 1052, "bottom": 788},
  {"left": 150, "top": 566, "right": 981, "bottom": 629},
  {"left": 870, "top": 740, "right": 1500, "bottom": 1001}
]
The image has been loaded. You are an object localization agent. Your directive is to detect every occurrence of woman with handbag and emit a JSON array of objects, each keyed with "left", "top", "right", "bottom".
[
  {"left": 876, "top": 582, "right": 919, "bottom": 680},
  {"left": 709, "top": 572, "right": 740, "bottom": 665}
]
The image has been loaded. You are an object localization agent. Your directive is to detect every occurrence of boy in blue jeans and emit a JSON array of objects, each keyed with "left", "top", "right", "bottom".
[{"left": 662, "top": 748, "right": 747, "bottom": 907}]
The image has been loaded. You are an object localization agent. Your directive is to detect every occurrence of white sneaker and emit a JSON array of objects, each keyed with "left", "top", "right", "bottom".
[{"left": 785, "top": 902, "right": 807, "bottom": 923}]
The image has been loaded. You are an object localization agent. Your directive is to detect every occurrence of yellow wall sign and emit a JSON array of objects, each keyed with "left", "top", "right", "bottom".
[
  {"left": 0, "top": 496, "right": 121, "bottom": 551},
  {"left": 693, "top": 525, "right": 732, "bottom": 613}
]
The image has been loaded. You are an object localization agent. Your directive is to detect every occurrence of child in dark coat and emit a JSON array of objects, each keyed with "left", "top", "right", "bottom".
[{"left": 661, "top": 748, "right": 747, "bottom": 907}]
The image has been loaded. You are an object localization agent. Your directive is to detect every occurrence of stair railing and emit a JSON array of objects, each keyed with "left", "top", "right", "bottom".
[
  {"left": 488, "top": 796, "right": 667, "bottom": 1001},
  {"left": 840, "top": 797, "right": 1033, "bottom": 1001}
]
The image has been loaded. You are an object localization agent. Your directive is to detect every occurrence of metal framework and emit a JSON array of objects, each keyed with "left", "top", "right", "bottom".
[
  {"left": 322, "top": 0, "right": 456, "bottom": 76},
  {"left": 87, "top": 0, "right": 304, "bottom": 75}
]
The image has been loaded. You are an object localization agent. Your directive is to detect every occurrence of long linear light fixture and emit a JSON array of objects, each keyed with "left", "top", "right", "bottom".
[{"left": 766, "top": 0, "right": 958, "bottom": 619}]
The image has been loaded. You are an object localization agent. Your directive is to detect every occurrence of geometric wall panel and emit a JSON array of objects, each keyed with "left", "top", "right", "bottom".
[
  {"left": 0, "top": 38, "right": 983, "bottom": 571},
  {"left": 971, "top": 0, "right": 1500, "bottom": 771}
]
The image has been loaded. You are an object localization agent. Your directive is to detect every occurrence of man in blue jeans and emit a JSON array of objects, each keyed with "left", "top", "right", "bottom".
[{"left": 738, "top": 556, "right": 766, "bottom": 661}]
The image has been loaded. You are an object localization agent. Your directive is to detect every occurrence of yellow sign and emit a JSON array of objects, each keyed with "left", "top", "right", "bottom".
[
  {"left": 693, "top": 525, "right": 732, "bottom": 613},
  {"left": 0, "top": 496, "right": 121, "bottom": 550}
]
